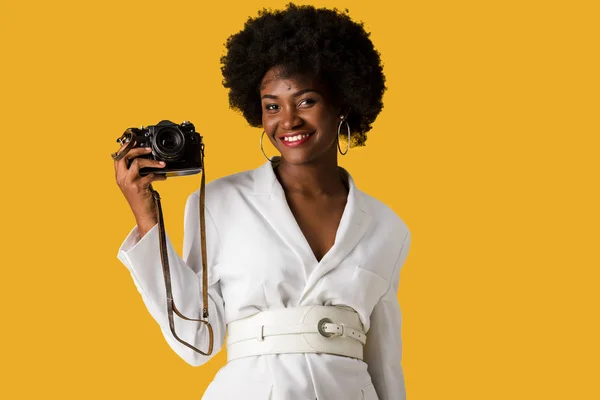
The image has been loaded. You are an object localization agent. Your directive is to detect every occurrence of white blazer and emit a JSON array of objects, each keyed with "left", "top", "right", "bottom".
[{"left": 117, "top": 159, "right": 412, "bottom": 400}]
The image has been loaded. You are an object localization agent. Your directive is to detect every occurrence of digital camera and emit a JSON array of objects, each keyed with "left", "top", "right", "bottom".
[{"left": 121, "top": 120, "right": 204, "bottom": 177}]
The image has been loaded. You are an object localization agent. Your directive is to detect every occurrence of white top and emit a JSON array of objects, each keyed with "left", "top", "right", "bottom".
[{"left": 117, "top": 159, "right": 412, "bottom": 400}]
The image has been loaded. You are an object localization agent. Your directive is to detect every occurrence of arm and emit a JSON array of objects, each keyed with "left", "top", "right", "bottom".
[
  {"left": 117, "top": 191, "right": 226, "bottom": 366},
  {"left": 364, "top": 231, "right": 412, "bottom": 400}
]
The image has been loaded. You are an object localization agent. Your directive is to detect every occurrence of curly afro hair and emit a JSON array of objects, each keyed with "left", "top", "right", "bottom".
[{"left": 220, "top": 2, "right": 386, "bottom": 147}]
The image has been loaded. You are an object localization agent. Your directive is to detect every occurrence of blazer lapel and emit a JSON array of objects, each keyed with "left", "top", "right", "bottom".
[
  {"left": 249, "top": 158, "right": 318, "bottom": 275},
  {"left": 298, "top": 167, "right": 372, "bottom": 303},
  {"left": 249, "top": 159, "right": 372, "bottom": 301}
]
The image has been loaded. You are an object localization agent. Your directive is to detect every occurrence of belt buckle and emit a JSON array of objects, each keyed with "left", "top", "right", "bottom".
[{"left": 317, "top": 318, "right": 334, "bottom": 338}]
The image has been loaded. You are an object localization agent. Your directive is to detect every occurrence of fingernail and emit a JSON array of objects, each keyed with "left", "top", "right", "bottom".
[
  {"left": 146, "top": 147, "right": 151, "bottom": 150},
  {"left": 159, "top": 161, "right": 166, "bottom": 165}
]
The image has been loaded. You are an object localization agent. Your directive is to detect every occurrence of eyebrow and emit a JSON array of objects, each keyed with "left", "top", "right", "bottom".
[{"left": 261, "top": 88, "right": 320, "bottom": 100}]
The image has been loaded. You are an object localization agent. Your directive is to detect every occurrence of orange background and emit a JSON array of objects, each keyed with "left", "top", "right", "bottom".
[{"left": 1, "top": 0, "right": 598, "bottom": 399}]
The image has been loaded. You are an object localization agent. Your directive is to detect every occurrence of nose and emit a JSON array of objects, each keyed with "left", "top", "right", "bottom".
[{"left": 280, "top": 106, "right": 303, "bottom": 131}]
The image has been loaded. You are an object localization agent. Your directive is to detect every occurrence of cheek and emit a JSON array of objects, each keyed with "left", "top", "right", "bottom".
[
  {"left": 260, "top": 110, "right": 266, "bottom": 127},
  {"left": 261, "top": 113, "right": 272, "bottom": 131},
  {"left": 315, "top": 105, "right": 340, "bottom": 133},
  {"left": 265, "top": 123, "right": 275, "bottom": 136},
  {"left": 319, "top": 114, "right": 339, "bottom": 137},
  {"left": 262, "top": 115, "right": 278, "bottom": 137}
]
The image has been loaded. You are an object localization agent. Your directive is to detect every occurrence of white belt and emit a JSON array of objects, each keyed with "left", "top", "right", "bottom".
[{"left": 226, "top": 306, "right": 367, "bottom": 362}]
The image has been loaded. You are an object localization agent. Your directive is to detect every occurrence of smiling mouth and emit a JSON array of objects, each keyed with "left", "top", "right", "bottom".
[
  {"left": 279, "top": 132, "right": 315, "bottom": 144},
  {"left": 283, "top": 133, "right": 311, "bottom": 142}
]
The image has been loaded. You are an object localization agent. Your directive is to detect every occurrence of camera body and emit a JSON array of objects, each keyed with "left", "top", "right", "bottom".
[{"left": 125, "top": 120, "right": 203, "bottom": 177}]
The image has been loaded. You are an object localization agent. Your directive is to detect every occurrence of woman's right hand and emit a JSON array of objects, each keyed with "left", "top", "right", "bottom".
[{"left": 114, "top": 140, "right": 167, "bottom": 238}]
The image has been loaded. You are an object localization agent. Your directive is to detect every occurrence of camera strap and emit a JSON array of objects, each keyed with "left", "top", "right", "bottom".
[
  {"left": 111, "top": 129, "right": 136, "bottom": 161},
  {"left": 113, "top": 130, "right": 214, "bottom": 356},
  {"left": 149, "top": 168, "right": 214, "bottom": 356}
]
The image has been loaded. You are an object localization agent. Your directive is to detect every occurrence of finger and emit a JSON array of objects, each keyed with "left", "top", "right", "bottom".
[
  {"left": 128, "top": 157, "right": 166, "bottom": 177},
  {"left": 140, "top": 172, "right": 167, "bottom": 187},
  {"left": 122, "top": 147, "right": 156, "bottom": 163},
  {"left": 115, "top": 147, "right": 153, "bottom": 177},
  {"left": 120, "top": 147, "right": 157, "bottom": 169}
]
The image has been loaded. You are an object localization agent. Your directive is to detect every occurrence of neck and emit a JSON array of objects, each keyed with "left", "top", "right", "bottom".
[{"left": 274, "top": 155, "right": 348, "bottom": 197}]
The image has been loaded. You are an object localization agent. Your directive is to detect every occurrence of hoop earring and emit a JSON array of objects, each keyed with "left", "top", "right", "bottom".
[
  {"left": 337, "top": 117, "right": 351, "bottom": 155},
  {"left": 260, "top": 131, "right": 275, "bottom": 162}
]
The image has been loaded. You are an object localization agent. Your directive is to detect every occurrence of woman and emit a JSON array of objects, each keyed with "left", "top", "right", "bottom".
[{"left": 114, "top": 4, "right": 411, "bottom": 399}]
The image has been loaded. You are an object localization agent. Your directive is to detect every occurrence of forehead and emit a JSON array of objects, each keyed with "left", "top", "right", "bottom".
[{"left": 260, "top": 67, "right": 323, "bottom": 94}]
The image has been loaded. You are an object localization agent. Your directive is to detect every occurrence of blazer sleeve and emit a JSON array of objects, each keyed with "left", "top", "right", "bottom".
[
  {"left": 364, "top": 231, "right": 412, "bottom": 400},
  {"left": 116, "top": 191, "right": 226, "bottom": 367}
]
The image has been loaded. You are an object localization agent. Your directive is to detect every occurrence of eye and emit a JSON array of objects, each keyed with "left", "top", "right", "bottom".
[
  {"left": 298, "top": 98, "right": 316, "bottom": 108},
  {"left": 265, "top": 103, "right": 279, "bottom": 111}
]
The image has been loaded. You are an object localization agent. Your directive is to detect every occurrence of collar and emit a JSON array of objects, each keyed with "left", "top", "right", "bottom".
[{"left": 251, "top": 156, "right": 368, "bottom": 214}]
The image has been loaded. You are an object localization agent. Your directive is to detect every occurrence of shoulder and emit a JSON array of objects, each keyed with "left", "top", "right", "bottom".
[
  {"left": 357, "top": 189, "right": 412, "bottom": 278},
  {"left": 357, "top": 188, "right": 410, "bottom": 238},
  {"left": 186, "top": 166, "right": 257, "bottom": 208},
  {"left": 342, "top": 166, "right": 409, "bottom": 239}
]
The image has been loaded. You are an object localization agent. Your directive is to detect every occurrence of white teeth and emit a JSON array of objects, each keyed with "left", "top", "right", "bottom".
[{"left": 283, "top": 133, "right": 310, "bottom": 142}]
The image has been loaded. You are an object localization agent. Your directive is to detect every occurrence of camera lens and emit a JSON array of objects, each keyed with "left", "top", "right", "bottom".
[{"left": 152, "top": 127, "right": 186, "bottom": 160}]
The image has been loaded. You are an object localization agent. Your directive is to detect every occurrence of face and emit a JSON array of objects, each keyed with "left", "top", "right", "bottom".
[{"left": 260, "top": 67, "right": 343, "bottom": 165}]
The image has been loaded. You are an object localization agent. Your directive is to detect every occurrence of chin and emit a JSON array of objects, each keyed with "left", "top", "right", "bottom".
[
  {"left": 279, "top": 153, "right": 313, "bottom": 165},
  {"left": 282, "top": 150, "right": 335, "bottom": 166}
]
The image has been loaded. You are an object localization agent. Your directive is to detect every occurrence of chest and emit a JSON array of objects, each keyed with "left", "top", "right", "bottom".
[
  {"left": 214, "top": 189, "right": 401, "bottom": 319},
  {"left": 285, "top": 194, "right": 347, "bottom": 262}
]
